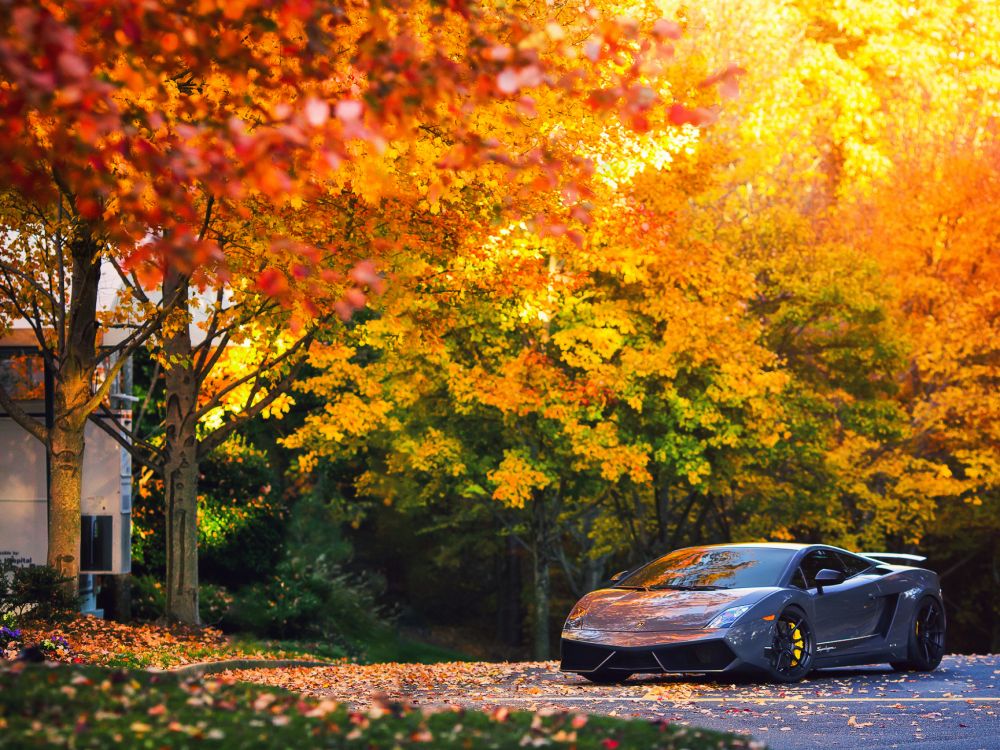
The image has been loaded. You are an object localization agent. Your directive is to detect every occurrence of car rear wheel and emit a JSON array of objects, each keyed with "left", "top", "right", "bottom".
[
  {"left": 891, "top": 597, "right": 945, "bottom": 672},
  {"left": 582, "top": 670, "right": 633, "bottom": 684},
  {"left": 766, "top": 607, "right": 814, "bottom": 683}
]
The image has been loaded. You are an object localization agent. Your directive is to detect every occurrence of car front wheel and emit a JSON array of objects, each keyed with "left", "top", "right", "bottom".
[{"left": 765, "top": 606, "right": 815, "bottom": 683}]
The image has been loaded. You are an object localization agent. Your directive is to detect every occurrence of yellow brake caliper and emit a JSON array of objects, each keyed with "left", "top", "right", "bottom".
[{"left": 790, "top": 625, "right": 804, "bottom": 667}]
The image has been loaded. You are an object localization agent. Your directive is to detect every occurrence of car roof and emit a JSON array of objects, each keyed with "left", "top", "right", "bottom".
[
  {"left": 683, "top": 542, "right": 812, "bottom": 551},
  {"left": 673, "top": 542, "right": 873, "bottom": 557}
]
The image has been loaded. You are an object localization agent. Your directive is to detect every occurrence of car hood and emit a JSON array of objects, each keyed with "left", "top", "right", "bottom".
[{"left": 565, "top": 587, "right": 775, "bottom": 631}]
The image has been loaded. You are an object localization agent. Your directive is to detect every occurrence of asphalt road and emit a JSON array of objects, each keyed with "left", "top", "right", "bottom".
[
  {"left": 404, "top": 655, "right": 1000, "bottom": 750},
  {"left": 224, "top": 654, "right": 999, "bottom": 750}
]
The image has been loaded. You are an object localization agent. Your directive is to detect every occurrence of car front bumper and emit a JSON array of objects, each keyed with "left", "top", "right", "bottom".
[{"left": 560, "top": 623, "right": 773, "bottom": 675}]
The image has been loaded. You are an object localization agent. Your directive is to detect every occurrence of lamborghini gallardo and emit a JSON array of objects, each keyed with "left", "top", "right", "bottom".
[{"left": 560, "top": 543, "right": 945, "bottom": 683}]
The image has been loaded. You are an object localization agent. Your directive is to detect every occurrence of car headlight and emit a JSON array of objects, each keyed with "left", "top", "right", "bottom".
[
  {"left": 564, "top": 604, "right": 588, "bottom": 630},
  {"left": 708, "top": 605, "right": 751, "bottom": 628}
]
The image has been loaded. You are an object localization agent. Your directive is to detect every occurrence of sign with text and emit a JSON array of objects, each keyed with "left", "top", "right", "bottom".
[{"left": 0, "top": 419, "right": 47, "bottom": 566}]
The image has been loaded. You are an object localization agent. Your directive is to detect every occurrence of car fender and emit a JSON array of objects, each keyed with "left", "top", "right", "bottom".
[
  {"left": 725, "top": 589, "right": 810, "bottom": 672},
  {"left": 879, "top": 568, "right": 944, "bottom": 655}
]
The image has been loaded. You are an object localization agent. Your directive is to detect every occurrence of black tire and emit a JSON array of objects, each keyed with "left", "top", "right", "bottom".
[
  {"left": 891, "top": 596, "right": 945, "bottom": 672},
  {"left": 765, "top": 606, "right": 815, "bottom": 683},
  {"left": 582, "top": 670, "right": 633, "bottom": 684}
]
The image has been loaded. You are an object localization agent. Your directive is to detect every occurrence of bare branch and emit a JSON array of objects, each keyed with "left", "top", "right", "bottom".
[
  {"left": 89, "top": 405, "right": 163, "bottom": 472},
  {"left": 191, "top": 324, "right": 320, "bottom": 422},
  {"left": 108, "top": 255, "right": 149, "bottom": 304},
  {"left": 133, "top": 359, "right": 160, "bottom": 436},
  {"left": 0, "top": 380, "right": 48, "bottom": 443},
  {"left": 197, "top": 195, "right": 215, "bottom": 242},
  {"left": 0, "top": 272, "right": 54, "bottom": 367},
  {"left": 192, "top": 287, "right": 226, "bottom": 376},
  {"left": 94, "top": 275, "right": 188, "bottom": 366},
  {"left": 197, "top": 356, "right": 307, "bottom": 458},
  {"left": 194, "top": 329, "right": 231, "bottom": 383},
  {"left": 0, "top": 259, "right": 60, "bottom": 309}
]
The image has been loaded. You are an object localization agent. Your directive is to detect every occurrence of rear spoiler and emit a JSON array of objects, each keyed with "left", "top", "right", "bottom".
[{"left": 860, "top": 552, "right": 927, "bottom": 563}]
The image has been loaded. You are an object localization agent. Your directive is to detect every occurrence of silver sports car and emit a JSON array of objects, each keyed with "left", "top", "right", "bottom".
[{"left": 560, "top": 542, "right": 946, "bottom": 683}]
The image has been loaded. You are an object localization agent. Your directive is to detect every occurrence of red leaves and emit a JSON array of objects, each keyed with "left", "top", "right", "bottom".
[
  {"left": 668, "top": 104, "right": 718, "bottom": 127},
  {"left": 0, "top": 0, "right": 721, "bottom": 299},
  {"left": 75, "top": 196, "right": 102, "bottom": 220},
  {"left": 304, "top": 98, "right": 330, "bottom": 127},
  {"left": 496, "top": 66, "right": 543, "bottom": 96},
  {"left": 335, "top": 100, "right": 363, "bottom": 123},
  {"left": 652, "top": 20, "right": 683, "bottom": 40},
  {"left": 257, "top": 268, "right": 289, "bottom": 297},
  {"left": 700, "top": 63, "right": 746, "bottom": 100},
  {"left": 350, "top": 260, "right": 386, "bottom": 296}
]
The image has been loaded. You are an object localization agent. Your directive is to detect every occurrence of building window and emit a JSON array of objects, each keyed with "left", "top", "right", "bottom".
[
  {"left": 0, "top": 350, "right": 45, "bottom": 401},
  {"left": 81, "top": 515, "right": 113, "bottom": 572}
]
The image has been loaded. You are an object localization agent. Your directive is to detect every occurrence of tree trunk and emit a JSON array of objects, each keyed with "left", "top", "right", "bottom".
[
  {"left": 991, "top": 541, "right": 1000, "bottom": 655},
  {"left": 582, "top": 555, "right": 605, "bottom": 594},
  {"left": 162, "top": 270, "right": 200, "bottom": 625},
  {"left": 46, "top": 230, "right": 102, "bottom": 595},
  {"left": 531, "top": 493, "right": 552, "bottom": 660},
  {"left": 47, "top": 411, "right": 85, "bottom": 586},
  {"left": 532, "top": 543, "right": 551, "bottom": 660},
  {"left": 497, "top": 534, "right": 523, "bottom": 648},
  {"left": 655, "top": 473, "right": 670, "bottom": 547}
]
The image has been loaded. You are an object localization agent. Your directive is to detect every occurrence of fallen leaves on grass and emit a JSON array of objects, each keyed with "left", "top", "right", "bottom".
[
  {"left": 13, "top": 616, "right": 340, "bottom": 669},
  {"left": 0, "top": 663, "right": 758, "bottom": 749}
]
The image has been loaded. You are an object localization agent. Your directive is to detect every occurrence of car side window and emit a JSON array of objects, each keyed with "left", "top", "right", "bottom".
[
  {"left": 835, "top": 551, "right": 873, "bottom": 578},
  {"left": 789, "top": 567, "right": 808, "bottom": 589},
  {"left": 799, "top": 550, "right": 846, "bottom": 588}
]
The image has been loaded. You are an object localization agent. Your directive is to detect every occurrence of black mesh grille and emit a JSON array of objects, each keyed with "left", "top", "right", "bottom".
[
  {"left": 560, "top": 639, "right": 614, "bottom": 672},
  {"left": 608, "top": 649, "right": 659, "bottom": 670},
  {"left": 654, "top": 641, "right": 735, "bottom": 671},
  {"left": 561, "top": 637, "right": 735, "bottom": 673}
]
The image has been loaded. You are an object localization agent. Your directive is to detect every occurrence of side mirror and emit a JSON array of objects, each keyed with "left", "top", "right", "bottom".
[
  {"left": 813, "top": 568, "right": 846, "bottom": 593},
  {"left": 609, "top": 570, "right": 627, "bottom": 583}
]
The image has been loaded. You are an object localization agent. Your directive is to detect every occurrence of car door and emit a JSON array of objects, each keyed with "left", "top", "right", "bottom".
[{"left": 800, "top": 549, "right": 881, "bottom": 652}]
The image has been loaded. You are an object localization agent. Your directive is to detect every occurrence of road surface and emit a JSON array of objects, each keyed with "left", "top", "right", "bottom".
[{"left": 223, "top": 654, "right": 999, "bottom": 750}]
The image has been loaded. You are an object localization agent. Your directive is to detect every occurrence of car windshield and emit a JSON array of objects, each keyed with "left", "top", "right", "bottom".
[{"left": 616, "top": 547, "right": 795, "bottom": 590}]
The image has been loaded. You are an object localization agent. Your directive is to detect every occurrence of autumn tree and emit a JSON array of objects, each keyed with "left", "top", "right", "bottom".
[
  {"left": 849, "top": 142, "right": 1000, "bottom": 647},
  {"left": 0, "top": 199, "right": 182, "bottom": 585},
  {"left": 286, "top": 0, "right": 1000, "bottom": 656},
  {"left": 0, "top": 0, "right": 686, "bottom": 602}
]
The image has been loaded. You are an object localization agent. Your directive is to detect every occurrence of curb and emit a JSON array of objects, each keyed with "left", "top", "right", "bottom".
[{"left": 152, "top": 658, "right": 335, "bottom": 678}]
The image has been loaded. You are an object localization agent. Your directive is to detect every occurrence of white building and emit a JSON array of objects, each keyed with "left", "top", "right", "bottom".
[{"left": 0, "top": 265, "right": 133, "bottom": 616}]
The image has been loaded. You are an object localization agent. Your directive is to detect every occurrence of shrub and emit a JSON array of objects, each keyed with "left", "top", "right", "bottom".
[
  {"left": 0, "top": 559, "right": 78, "bottom": 622},
  {"left": 130, "top": 576, "right": 235, "bottom": 627},
  {"left": 198, "top": 582, "right": 233, "bottom": 626},
  {"left": 132, "top": 435, "right": 287, "bottom": 587},
  {"left": 226, "top": 552, "right": 383, "bottom": 645},
  {"left": 129, "top": 574, "right": 165, "bottom": 621}
]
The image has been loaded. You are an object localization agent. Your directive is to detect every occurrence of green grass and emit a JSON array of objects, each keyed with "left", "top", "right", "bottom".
[
  {"left": 93, "top": 636, "right": 347, "bottom": 671},
  {"left": 0, "top": 663, "right": 759, "bottom": 749},
  {"left": 359, "top": 631, "right": 471, "bottom": 664}
]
